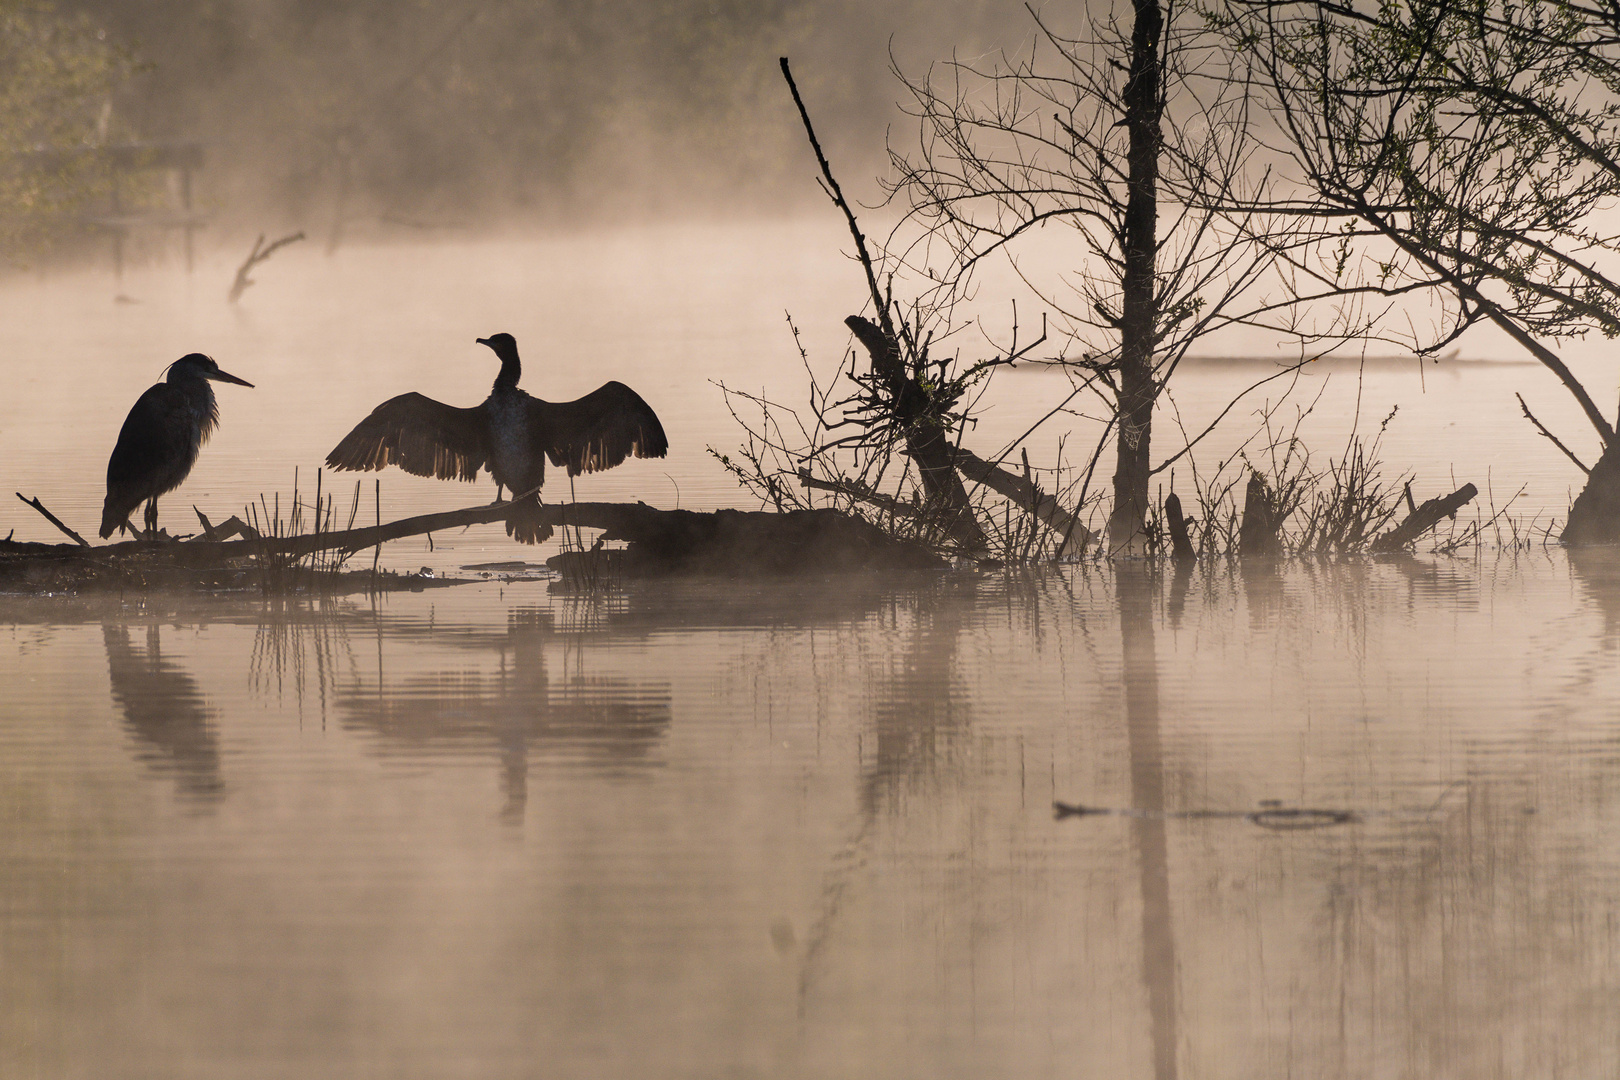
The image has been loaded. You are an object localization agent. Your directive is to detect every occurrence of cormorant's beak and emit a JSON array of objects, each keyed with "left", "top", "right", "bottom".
[
  {"left": 209, "top": 369, "right": 255, "bottom": 388},
  {"left": 475, "top": 337, "right": 491, "bottom": 347}
]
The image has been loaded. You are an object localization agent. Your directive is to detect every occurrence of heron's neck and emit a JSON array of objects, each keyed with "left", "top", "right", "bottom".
[{"left": 493, "top": 350, "right": 521, "bottom": 390}]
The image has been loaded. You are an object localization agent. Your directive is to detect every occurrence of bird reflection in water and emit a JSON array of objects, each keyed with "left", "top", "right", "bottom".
[
  {"left": 336, "top": 607, "right": 672, "bottom": 824},
  {"left": 103, "top": 623, "right": 225, "bottom": 803}
]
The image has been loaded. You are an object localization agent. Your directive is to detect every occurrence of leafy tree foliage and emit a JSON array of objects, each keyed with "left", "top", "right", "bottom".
[{"left": 0, "top": 0, "right": 137, "bottom": 259}]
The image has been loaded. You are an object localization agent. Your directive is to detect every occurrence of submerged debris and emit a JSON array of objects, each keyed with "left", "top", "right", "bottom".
[{"left": 1053, "top": 800, "right": 1358, "bottom": 830}]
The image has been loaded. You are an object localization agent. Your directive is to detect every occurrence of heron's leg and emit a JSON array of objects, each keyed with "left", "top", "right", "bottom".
[
  {"left": 495, "top": 484, "right": 505, "bottom": 503},
  {"left": 144, "top": 499, "right": 158, "bottom": 539}
]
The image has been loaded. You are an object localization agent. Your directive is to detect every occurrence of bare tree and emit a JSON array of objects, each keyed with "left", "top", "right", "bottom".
[
  {"left": 881, "top": 4, "right": 1370, "bottom": 552},
  {"left": 1211, "top": 0, "right": 1620, "bottom": 542},
  {"left": 727, "top": 12, "right": 1404, "bottom": 564}
]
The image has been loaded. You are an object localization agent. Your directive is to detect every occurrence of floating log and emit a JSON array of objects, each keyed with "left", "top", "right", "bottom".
[{"left": 1370, "top": 483, "right": 1479, "bottom": 552}]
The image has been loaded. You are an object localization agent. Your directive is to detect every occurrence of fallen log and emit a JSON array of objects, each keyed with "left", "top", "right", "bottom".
[
  {"left": 797, "top": 470, "right": 927, "bottom": 521},
  {"left": 2, "top": 497, "right": 945, "bottom": 586},
  {"left": 545, "top": 503, "right": 946, "bottom": 575},
  {"left": 953, "top": 448, "right": 1093, "bottom": 556},
  {"left": 1369, "top": 483, "right": 1478, "bottom": 553}
]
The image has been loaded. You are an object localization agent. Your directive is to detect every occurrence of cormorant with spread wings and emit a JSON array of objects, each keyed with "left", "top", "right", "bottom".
[{"left": 325, "top": 333, "right": 668, "bottom": 543}]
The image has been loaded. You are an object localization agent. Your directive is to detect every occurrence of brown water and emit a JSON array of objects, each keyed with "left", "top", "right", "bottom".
[
  {"left": 4, "top": 555, "right": 1620, "bottom": 1078},
  {"left": 4, "top": 231, "right": 1620, "bottom": 1077}
]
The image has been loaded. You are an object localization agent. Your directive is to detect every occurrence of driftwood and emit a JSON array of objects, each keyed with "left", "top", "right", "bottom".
[
  {"left": 1, "top": 496, "right": 944, "bottom": 587},
  {"left": 1370, "top": 483, "right": 1479, "bottom": 552},
  {"left": 801, "top": 452, "right": 1093, "bottom": 557},
  {"left": 953, "top": 448, "right": 1092, "bottom": 556},
  {"left": 797, "top": 469, "right": 928, "bottom": 521},
  {"left": 1164, "top": 493, "right": 1196, "bottom": 563},
  {"left": 16, "top": 493, "right": 88, "bottom": 546},
  {"left": 228, "top": 231, "right": 306, "bottom": 302}
]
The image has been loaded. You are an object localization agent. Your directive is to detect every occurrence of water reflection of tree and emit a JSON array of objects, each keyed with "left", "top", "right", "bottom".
[
  {"left": 860, "top": 596, "right": 970, "bottom": 816},
  {"left": 335, "top": 607, "right": 672, "bottom": 824},
  {"left": 102, "top": 623, "right": 224, "bottom": 804},
  {"left": 1117, "top": 565, "right": 1179, "bottom": 1080},
  {"left": 1569, "top": 547, "right": 1620, "bottom": 644}
]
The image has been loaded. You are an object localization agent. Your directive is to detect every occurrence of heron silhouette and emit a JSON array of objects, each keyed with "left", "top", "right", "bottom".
[
  {"left": 324, "top": 333, "right": 668, "bottom": 543},
  {"left": 100, "top": 353, "right": 255, "bottom": 540}
]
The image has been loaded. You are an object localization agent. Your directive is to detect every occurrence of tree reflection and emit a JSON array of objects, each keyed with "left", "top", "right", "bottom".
[
  {"left": 861, "top": 595, "right": 969, "bottom": 816},
  {"left": 1569, "top": 546, "right": 1620, "bottom": 642},
  {"left": 1118, "top": 564, "right": 1179, "bottom": 1080},
  {"left": 102, "top": 622, "right": 224, "bottom": 803}
]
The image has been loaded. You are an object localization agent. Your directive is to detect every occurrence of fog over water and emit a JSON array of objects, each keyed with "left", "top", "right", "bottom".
[
  {"left": 0, "top": 225, "right": 1596, "bottom": 562},
  {"left": 6, "top": 3, "right": 1620, "bottom": 1078}
]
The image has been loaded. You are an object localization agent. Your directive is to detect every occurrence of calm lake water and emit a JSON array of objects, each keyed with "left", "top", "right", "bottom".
[
  {"left": 5, "top": 557, "right": 1620, "bottom": 1078},
  {"left": 3, "top": 228, "right": 1620, "bottom": 1077}
]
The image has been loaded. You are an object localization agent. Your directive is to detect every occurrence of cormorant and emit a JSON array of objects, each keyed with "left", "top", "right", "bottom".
[
  {"left": 100, "top": 353, "right": 255, "bottom": 540},
  {"left": 324, "top": 333, "right": 668, "bottom": 543}
]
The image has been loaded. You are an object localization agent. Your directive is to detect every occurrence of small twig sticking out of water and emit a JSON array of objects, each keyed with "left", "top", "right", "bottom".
[
  {"left": 1053, "top": 800, "right": 1357, "bottom": 830},
  {"left": 228, "top": 231, "right": 306, "bottom": 303},
  {"left": 15, "top": 493, "right": 88, "bottom": 546}
]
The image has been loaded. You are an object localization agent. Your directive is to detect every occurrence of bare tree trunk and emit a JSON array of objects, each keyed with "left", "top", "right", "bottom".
[
  {"left": 846, "top": 316, "right": 988, "bottom": 553},
  {"left": 1108, "top": 0, "right": 1165, "bottom": 554},
  {"left": 1238, "top": 473, "right": 1281, "bottom": 556},
  {"left": 1564, "top": 445, "right": 1620, "bottom": 545}
]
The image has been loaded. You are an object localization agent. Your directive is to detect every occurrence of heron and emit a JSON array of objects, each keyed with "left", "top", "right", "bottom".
[
  {"left": 324, "top": 333, "right": 668, "bottom": 543},
  {"left": 100, "top": 353, "right": 255, "bottom": 540}
]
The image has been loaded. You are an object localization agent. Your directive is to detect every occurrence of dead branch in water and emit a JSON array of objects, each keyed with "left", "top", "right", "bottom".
[
  {"left": 15, "top": 493, "right": 88, "bottom": 546},
  {"left": 228, "top": 231, "right": 306, "bottom": 302},
  {"left": 1370, "top": 483, "right": 1479, "bottom": 552},
  {"left": 1517, "top": 393, "right": 1590, "bottom": 475},
  {"left": 797, "top": 469, "right": 927, "bottom": 520},
  {"left": 953, "top": 448, "right": 1092, "bottom": 556}
]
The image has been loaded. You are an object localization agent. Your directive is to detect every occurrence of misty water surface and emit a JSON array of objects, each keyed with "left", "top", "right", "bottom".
[
  {"left": 4, "top": 232, "right": 1620, "bottom": 1078},
  {"left": 4, "top": 557, "right": 1620, "bottom": 1078}
]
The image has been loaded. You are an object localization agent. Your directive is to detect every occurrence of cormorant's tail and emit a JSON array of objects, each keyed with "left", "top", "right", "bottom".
[{"left": 505, "top": 495, "right": 553, "bottom": 545}]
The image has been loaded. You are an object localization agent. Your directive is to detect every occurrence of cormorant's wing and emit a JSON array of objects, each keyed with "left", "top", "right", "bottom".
[
  {"left": 531, "top": 381, "right": 669, "bottom": 476},
  {"left": 325, "top": 393, "right": 489, "bottom": 481}
]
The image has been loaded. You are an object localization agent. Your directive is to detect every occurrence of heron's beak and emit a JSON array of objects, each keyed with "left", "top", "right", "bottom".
[
  {"left": 209, "top": 369, "right": 255, "bottom": 388},
  {"left": 475, "top": 337, "right": 491, "bottom": 346}
]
